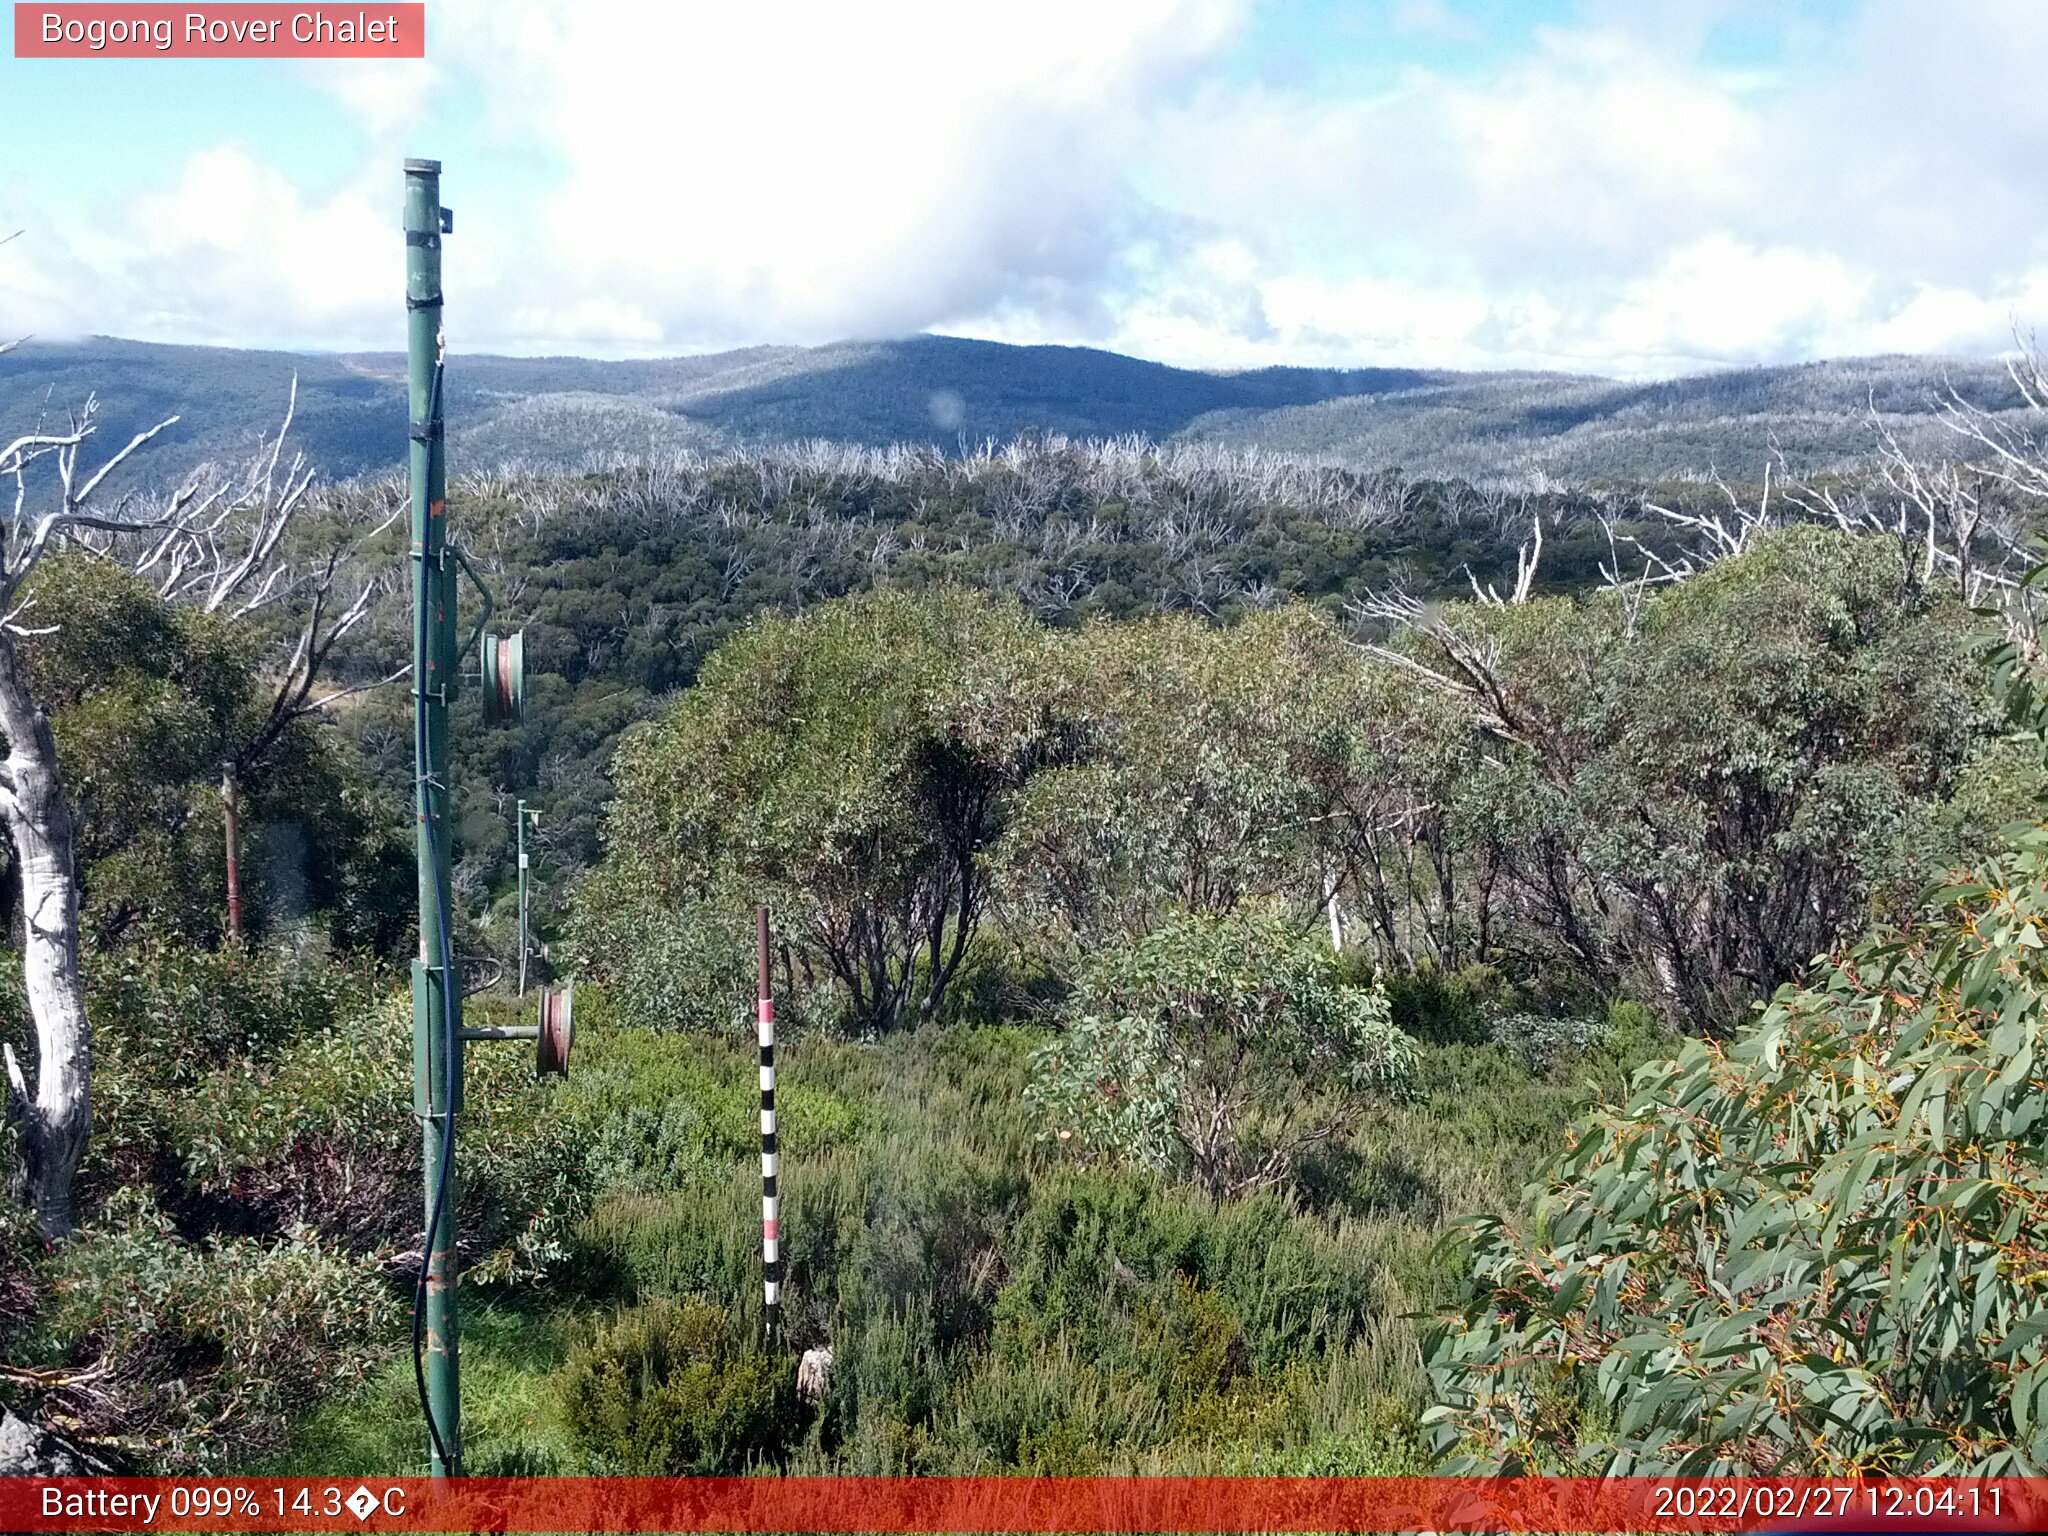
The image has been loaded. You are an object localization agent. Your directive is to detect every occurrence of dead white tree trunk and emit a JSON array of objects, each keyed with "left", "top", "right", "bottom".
[
  {"left": 1465, "top": 505, "right": 1544, "bottom": 605},
  {"left": 0, "top": 381, "right": 180, "bottom": 1238},
  {"left": 0, "top": 626, "right": 88, "bottom": 1239}
]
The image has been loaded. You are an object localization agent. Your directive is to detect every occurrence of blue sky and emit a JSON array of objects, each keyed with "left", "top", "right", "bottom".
[{"left": 2, "top": 0, "right": 2043, "bottom": 376}]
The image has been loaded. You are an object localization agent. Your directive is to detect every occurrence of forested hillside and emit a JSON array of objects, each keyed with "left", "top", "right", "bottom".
[
  {"left": 4, "top": 367, "right": 2048, "bottom": 1479},
  {"left": 331, "top": 442, "right": 1702, "bottom": 931},
  {"left": 1179, "top": 352, "right": 2042, "bottom": 482},
  {"left": 0, "top": 333, "right": 2035, "bottom": 488}
]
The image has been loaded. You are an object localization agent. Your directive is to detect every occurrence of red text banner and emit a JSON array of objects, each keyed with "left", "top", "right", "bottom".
[
  {"left": 14, "top": 4, "right": 425, "bottom": 57},
  {"left": 1, "top": 1476, "right": 2043, "bottom": 1533}
]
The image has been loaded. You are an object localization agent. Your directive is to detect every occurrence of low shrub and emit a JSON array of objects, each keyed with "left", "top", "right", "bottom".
[
  {"left": 1487, "top": 1012, "right": 1609, "bottom": 1073},
  {"left": 1376, "top": 962, "right": 1513, "bottom": 1047},
  {"left": 1026, "top": 907, "right": 1417, "bottom": 1196},
  {"left": 554, "top": 1297, "right": 799, "bottom": 1473},
  {"left": 273, "top": 999, "right": 1587, "bottom": 1480},
  {"left": 563, "top": 892, "right": 758, "bottom": 1036},
  {"left": 90, "top": 943, "right": 373, "bottom": 1081},
  {"left": 169, "top": 992, "right": 589, "bottom": 1281},
  {"left": 565, "top": 1025, "right": 869, "bottom": 1197},
  {"left": 950, "top": 1266, "right": 1329, "bottom": 1472},
  {"left": 42, "top": 943, "right": 378, "bottom": 1197},
  {"left": 23, "top": 1189, "right": 394, "bottom": 1471},
  {"left": 996, "top": 1169, "right": 1382, "bottom": 1373}
]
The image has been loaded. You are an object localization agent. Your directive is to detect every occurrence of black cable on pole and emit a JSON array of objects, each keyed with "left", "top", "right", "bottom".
[{"left": 410, "top": 355, "right": 458, "bottom": 1476}]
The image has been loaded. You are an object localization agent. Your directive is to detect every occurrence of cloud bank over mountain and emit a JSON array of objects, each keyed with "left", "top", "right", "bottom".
[{"left": 3, "top": 1, "right": 2045, "bottom": 377}]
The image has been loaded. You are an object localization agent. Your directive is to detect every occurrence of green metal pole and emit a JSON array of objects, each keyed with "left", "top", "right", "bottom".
[
  {"left": 517, "top": 799, "right": 528, "bottom": 998},
  {"left": 404, "top": 157, "right": 462, "bottom": 1480}
]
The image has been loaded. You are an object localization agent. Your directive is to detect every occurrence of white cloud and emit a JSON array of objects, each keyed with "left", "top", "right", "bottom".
[
  {"left": 1142, "top": 26, "right": 1770, "bottom": 284},
  {"left": 1100, "top": 4, "right": 2048, "bottom": 373},
  {"left": 300, "top": 58, "right": 439, "bottom": 145},
  {"left": 1861, "top": 270, "right": 2048, "bottom": 358},
  {"left": 6, "top": 0, "right": 2048, "bottom": 377},
  {"left": 0, "top": 146, "right": 390, "bottom": 349},
  {"left": 447, "top": 0, "right": 1248, "bottom": 346},
  {"left": 1590, "top": 236, "right": 1877, "bottom": 373}
]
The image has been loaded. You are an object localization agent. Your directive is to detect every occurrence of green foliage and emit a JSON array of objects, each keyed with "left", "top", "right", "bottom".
[
  {"left": 248, "top": 965, "right": 1633, "bottom": 1479},
  {"left": 1404, "top": 526, "right": 1990, "bottom": 1026},
  {"left": 562, "top": 1021, "right": 868, "bottom": 1197},
  {"left": 339, "top": 440, "right": 1726, "bottom": 948},
  {"left": 8, "top": 369, "right": 2036, "bottom": 1483},
  {"left": 1377, "top": 963, "right": 1520, "bottom": 1047},
  {"left": 87, "top": 942, "right": 369, "bottom": 1081},
  {"left": 539, "top": 1017, "right": 1535, "bottom": 1478},
  {"left": 257, "top": 1299, "right": 579, "bottom": 1477},
  {"left": 590, "top": 525, "right": 1992, "bottom": 1046},
  {"left": 0, "top": 615, "right": 425, "bottom": 1476},
  {"left": 12, "top": 553, "right": 409, "bottom": 954},
  {"left": 948, "top": 1264, "right": 1286, "bottom": 1474},
  {"left": 19, "top": 950, "right": 587, "bottom": 1285},
  {"left": 564, "top": 893, "right": 757, "bottom": 1035},
  {"left": 997, "top": 607, "right": 1356, "bottom": 943},
  {"left": 0, "top": 1201, "right": 45, "bottom": 1359},
  {"left": 169, "top": 992, "right": 590, "bottom": 1282},
  {"left": 1484, "top": 1012, "right": 1612, "bottom": 1073},
  {"left": 1426, "top": 819, "right": 2048, "bottom": 1474},
  {"left": 555, "top": 1297, "right": 800, "bottom": 1474},
  {"left": 595, "top": 587, "right": 1064, "bottom": 1030},
  {"left": 997, "top": 1170, "right": 1378, "bottom": 1375},
  {"left": 926, "top": 933, "right": 1064, "bottom": 1027},
  {"left": 0, "top": 958, "right": 594, "bottom": 1471},
  {"left": 1026, "top": 907, "right": 1417, "bottom": 1197},
  {"left": 22, "top": 1189, "right": 394, "bottom": 1471},
  {"left": 0, "top": 942, "right": 377, "bottom": 1200},
  {"left": 23, "top": 555, "right": 243, "bottom": 946}
]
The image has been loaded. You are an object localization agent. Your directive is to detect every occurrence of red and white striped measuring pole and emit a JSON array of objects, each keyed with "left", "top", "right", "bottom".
[{"left": 757, "top": 904, "right": 780, "bottom": 1342}]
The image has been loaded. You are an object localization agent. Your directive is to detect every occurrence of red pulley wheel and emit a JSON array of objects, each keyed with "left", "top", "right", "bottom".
[
  {"left": 537, "top": 984, "right": 574, "bottom": 1077},
  {"left": 480, "top": 630, "right": 525, "bottom": 726}
]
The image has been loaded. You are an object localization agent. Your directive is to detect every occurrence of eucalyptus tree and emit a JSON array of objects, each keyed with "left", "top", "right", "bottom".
[
  {"left": 598, "top": 587, "right": 1065, "bottom": 1030},
  {"left": 1428, "top": 799, "right": 2048, "bottom": 1473},
  {"left": 117, "top": 383, "right": 401, "bottom": 937},
  {"left": 0, "top": 375, "right": 387, "bottom": 1237},
  {"left": 1360, "top": 526, "right": 1987, "bottom": 1029},
  {"left": 994, "top": 606, "right": 1362, "bottom": 947}
]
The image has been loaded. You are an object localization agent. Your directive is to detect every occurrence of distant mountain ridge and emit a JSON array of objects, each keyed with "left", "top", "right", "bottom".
[{"left": 0, "top": 333, "right": 2028, "bottom": 489}]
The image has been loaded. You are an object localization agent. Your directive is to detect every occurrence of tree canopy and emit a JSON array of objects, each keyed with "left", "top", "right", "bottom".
[{"left": 1426, "top": 810, "right": 2048, "bottom": 1474}]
